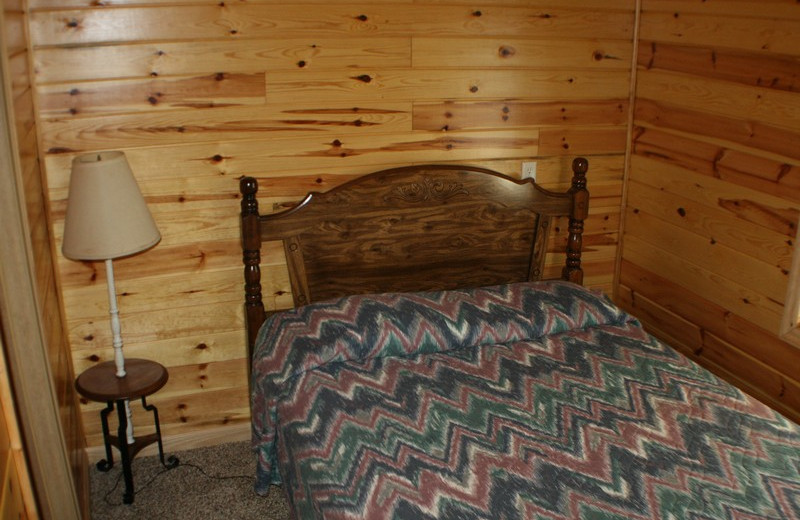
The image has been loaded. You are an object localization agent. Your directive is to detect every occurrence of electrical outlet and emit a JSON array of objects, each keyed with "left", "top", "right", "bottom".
[{"left": 522, "top": 161, "right": 537, "bottom": 181}]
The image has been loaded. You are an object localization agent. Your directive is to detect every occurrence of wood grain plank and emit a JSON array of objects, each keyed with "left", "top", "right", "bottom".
[
  {"left": 33, "top": 38, "right": 411, "bottom": 83},
  {"left": 637, "top": 68, "right": 800, "bottom": 132},
  {"left": 638, "top": 41, "right": 800, "bottom": 94},
  {"left": 412, "top": 37, "right": 632, "bottom": 69},
  {"left": 633, "top": 127, "right": 800, "bottom": 204},
  {"left": 642, "top": 0, "right": 800, "bottom": 21},
  {"left": 625, "top": 178, "right": 793, "bottom": 271},
  {"left": 639, "top": 11, "right": 800, "bottom": 56},
  {"left": 71, "top": 332, "right": 249, "bottom": 374},
  {"left": 635, "top": 98, "right": 800, "bottom": 168},
  {"left": 622, "top": 234, "right": 784, "bottom": 331},
  {"left": 30, "top": 0, "right": 632, "bottom": 8},
  {"left": 43, "top": 129, "right": 541, "bottom": 186},
  {"left": 265, "top": 69, "right": 631, "bottom": 103},
  {"left": 38, "top": 102, "right": 412, "bottom": 152},
  {"left": 413, "top": 99, "right": 628, "bottom": 131},
  {"left": 29, "top": 5, "right": 634, "bottom": 46},
  {"left": 630, "top": 154, "right": 800, "bottom": 236},
  {"left": 66, "top": 300, "right": 244, "bottom": 352},
  {"left": 37, "top": 73, "right": 265, "bottom": 117},
  {"left": 538, "top": 127, "right": 628, "bottom": 156},
  {"left": 79, "top": 386, "right": 250, "bottom": 445},
  {"left": 624, "top": 206, "right": 788, "bottom": 303},
  {"left": 55, "top": 239, "right": 245, "bottom": 288},
  {"left": 62, "top": 267, "right": 244, "bottom": 320}
]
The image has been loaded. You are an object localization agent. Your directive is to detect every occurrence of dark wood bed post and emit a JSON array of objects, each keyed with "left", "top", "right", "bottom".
[
  {"left": 562, "top": 157, "right": 589, "bottom": 285},
  {"left": 240, "top": 177, "right": 266, "bottom": 354}
]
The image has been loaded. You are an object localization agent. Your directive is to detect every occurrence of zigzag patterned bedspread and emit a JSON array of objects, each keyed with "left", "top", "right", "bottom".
[{"left": 251, "top": 281, "right": 800, "bottom": 519}]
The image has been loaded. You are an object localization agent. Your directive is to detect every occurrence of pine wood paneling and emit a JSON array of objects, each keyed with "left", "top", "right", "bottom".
[
  {"left": 413, "top": 100, "right": 629, "bottom": 131},
  {"left": 621, "top": 0, "right": 800, "bottom": 422},
  {"left": 29, "top": 5, "right": 634, "bottom": 45},
  {"left": 33, "top": 38, "right": 412, "bottom": 83},
  {"left": 639, "top": 10, "right": 800, "bottom": 55},
  {"left": 412, "top": 37, "right": 632, "bottom": 69},
  {"left": 29, "top": 0, "right": 631, "bottom": 450}
]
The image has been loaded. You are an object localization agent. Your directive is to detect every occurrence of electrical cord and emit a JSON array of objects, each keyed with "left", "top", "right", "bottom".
[{"left": 101, "top": 457, "right": 255, "bottom": 506}]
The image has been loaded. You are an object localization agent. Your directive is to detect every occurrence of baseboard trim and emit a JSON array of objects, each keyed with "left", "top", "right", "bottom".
[{"left": 85, "top": 422, "right": 251, "bottom": 461}]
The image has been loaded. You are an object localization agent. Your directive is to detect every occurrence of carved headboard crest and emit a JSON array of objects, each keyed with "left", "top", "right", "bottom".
[{"left": 384, "top": 176, "right": 469, "bottom": 203}]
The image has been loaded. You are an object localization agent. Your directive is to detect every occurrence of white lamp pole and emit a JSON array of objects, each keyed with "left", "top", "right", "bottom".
[{"left": 105, "top": 258, "right": 126, "bottom": 378}]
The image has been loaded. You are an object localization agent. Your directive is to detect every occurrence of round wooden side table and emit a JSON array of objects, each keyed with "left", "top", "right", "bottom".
[{"left": 75, "top": 358, "right": 179, "bottom": 504}]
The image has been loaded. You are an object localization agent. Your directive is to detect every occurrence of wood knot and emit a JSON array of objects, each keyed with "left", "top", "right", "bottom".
[
  {"left": 469, "top": 85, "right": 479, "bottom": 93},
  {"left": 353, "top": 74, "right": 372, "bottom": 83},
  {"left": 356, "top": 14, "right": 368, "bottom": 21},
  {"left": 214, "top": 72, "right": 226, "bottom": 81},
  {"left": 498, "top": 45, "right": 515, "bottom": 58},
  {"left": 195, "top": 343, "right": 208, "bottom": 350},
  {"left": 677, "top": 207, "right": 686, "bottom": 217},
  {"left": 88, "top": 354, "right": 100, "bottom": 362},
  {"left": 211, "top": 154, "right": 224, "bottom": 162},
  {"left": 297, "top": 60, "right": 306, "bottom": 68},
  {"left": 472, "top": 10, "right": 482, "bottom": 16},
  {"left": 66, "top": 18, "right": 79, "bottom": 28}
]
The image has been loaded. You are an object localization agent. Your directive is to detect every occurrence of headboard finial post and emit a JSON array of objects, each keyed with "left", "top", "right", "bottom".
[
  {"left": 240, "top": 176, "right": 266, "bottom": 356},
  {"left": 562, "top": 158, "right": 589, "bottom": 285}
]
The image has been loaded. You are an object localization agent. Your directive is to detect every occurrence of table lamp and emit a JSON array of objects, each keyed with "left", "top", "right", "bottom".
[
  {"left": 62, "top": 151, "right": 161, "bottom": 380},
  {"left": 63, "top": 152, "right": 160, "bottom": 445}
]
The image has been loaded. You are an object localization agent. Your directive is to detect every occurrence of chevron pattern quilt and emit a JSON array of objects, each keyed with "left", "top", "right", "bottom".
[{"left": 251, "top": 281, "right": 800, "bottom": 519}]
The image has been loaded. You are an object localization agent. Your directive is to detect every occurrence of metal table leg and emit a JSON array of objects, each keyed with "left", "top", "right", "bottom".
[{"left": 97, "top": 401, "right": 115, "bottom": 472}]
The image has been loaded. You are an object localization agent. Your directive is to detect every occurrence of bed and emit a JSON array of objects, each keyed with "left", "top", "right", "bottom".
[{"left": 240, "top": 159, "right": 800, "bottom": 520}]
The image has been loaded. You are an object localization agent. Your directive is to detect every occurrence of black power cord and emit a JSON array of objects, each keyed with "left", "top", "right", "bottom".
[{"left": 101, "top": 457, "right": 255, "bottom": 506}]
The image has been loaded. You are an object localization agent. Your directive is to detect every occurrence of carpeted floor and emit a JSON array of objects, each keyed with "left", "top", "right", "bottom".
[{"left": 89, "top": 440, "right": 291, "bottom": 519}]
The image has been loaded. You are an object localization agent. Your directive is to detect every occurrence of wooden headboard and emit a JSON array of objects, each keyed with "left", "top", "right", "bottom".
[{"left": 240, "top": 158, "right": 589, "bottom": 352}]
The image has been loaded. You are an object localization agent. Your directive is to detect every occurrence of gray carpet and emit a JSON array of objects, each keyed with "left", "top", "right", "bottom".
[{"left": 90, "top": 441, "right": 291, "bottom": 519}]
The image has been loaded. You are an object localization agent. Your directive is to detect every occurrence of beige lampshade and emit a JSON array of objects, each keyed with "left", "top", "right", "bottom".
[{"left": 62, "top": 151, "right": 161, "bottom": 260}]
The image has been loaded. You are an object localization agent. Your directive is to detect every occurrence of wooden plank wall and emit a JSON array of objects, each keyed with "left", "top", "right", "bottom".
[
  {"left": 27, "top": 1, "right": 633, "bottom": 448},
  {"left": 620, "top": 0, "right": 800, "bottom": 423},
  {"left": 3, "top": 0, "right": 88, "bottom": 513}
]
